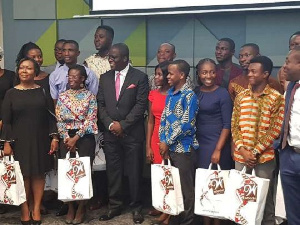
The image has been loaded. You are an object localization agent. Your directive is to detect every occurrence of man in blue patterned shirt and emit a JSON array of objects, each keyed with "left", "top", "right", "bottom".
[{"left": 159, "top": 60, "right": 198, "bottom": 225}]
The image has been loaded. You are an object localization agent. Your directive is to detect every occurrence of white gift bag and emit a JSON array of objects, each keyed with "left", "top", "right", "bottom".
[
  {"left": 221, "top": 167, "right": 270, "bottom": 225},
  {"left": 92, "top": 133, "right": 106, "bottom": 171},
  {"left": 194, "top": 163, "right": 230, "bottom": 219},
  {"left": 0, "top": 156, "right": 26, "bottom": 205},
  {"left": 151, "top": 159, "right": 184, "bottom": 215},
  {"left": 58, "top": 151, "right": 93, "bottom": 202},
  {"left": 275, "top": 173, "right": 286, "bottom": 224}
]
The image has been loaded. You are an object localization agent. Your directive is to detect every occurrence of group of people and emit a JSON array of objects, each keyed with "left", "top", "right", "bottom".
[{"left": 0, "top": 24, "right": 299, "bottom": 225}]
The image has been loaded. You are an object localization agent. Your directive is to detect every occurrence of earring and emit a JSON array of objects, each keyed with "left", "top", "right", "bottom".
[{"left": 80, "top": 83, "right": 84, "bottom": 88}]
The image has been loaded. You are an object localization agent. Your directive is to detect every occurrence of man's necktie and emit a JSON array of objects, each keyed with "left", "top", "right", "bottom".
[
  {"left": 282, "top": 83, "right": 300, "bottom": 149},
  {"left": 115, "top": 72, "right": 121, "bottom": 100}
]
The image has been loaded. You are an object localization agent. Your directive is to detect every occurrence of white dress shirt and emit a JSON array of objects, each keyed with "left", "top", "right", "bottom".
[{"left": 288, "top": 81, "right": 300, "bottom": 148}]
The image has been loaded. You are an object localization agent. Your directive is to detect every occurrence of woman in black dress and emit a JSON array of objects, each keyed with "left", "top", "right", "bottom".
[{"left": 2, "top": 58, "right": 59, "bottom": 224}]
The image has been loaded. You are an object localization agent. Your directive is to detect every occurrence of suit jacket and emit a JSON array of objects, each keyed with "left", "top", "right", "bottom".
[
  {"left": 275, "top": 81, "right": 295, "bottom": 149},
  {"left": 97, "top": 66, "right": 149, "bottom": 142}
]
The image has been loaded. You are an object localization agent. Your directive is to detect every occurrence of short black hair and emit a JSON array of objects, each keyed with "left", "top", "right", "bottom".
[
  {"left": 68, "top": 64, "right": 88, "bottom": 85},
  {"left": 169, "top": 60, "right": 190, "bottom": 77},
  {"left": 16, "top": 42, "right": 42, "bottom": 65},
  {"left": 289, "top": 31, "right": 300, "bottom": 43},
  {"left": 112, "top": 43, "right": 129, "bottom": 60},
  {"left": 155, "top": 61, "right": 170, "bottom": 86},
  {"left": 15, "top": 57, "right": 40, "bottom": 84},
  {"left": 96, "top": 25, "right": 114, "bottom": 40},
  {"left": 196, "top": 58, "right": 217, "bottom": 85},
  {"left": 241, "top": 43, "right": 260, "bottom": 54},
  {"left": 250, "top": 56, "right": 273, "bottom": 75},
  {"left": 55, "top": 39, "right": 66, "bottom": 45},
  {"left": 63, "top": 40, "right": 79, "bottom": 50},
  {"left": 219, "top": 38, "right": 235, "bottom": 52}
]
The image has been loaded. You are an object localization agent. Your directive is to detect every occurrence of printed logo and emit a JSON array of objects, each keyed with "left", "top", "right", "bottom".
[
  {"left": 209, "top": 176, "right": 225, "bottom": 195},
  {"left": 0, "top": 162, "right": 17, "bottom": 204},
  {"left": 66, "top": 159, "right": 86, "bottom": 199}
]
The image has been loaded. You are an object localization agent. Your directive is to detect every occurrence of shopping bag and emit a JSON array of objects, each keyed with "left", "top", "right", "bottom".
[
  {"left": 58, "top": 151, "right": 93, "bottom": 202},
  {"left": 92, "top": 133, "right": 106, "bottom": 171},
  {"left": 0, "top": 156, "right": 26, "bottom": 205},
  {"left": 194, "top": 163, "right": 230, "bottom": 219},
  {"left": 151, "top": 159, "right": 184, "bottom": 215},
  {"left": 275, "top": 173, "right": 286, "bottom": 224},
  {"left": 221, "top": 167, "right": 270, "bottom": 225}
]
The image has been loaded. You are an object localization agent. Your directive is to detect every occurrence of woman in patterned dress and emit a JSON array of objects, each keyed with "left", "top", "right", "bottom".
[{"left": 56, "top": 64, "right": 98, "bottom": 224}]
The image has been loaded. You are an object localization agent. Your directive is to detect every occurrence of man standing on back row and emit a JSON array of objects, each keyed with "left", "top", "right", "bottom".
[
  {"left": 97, "top": 43, "right": 149, "bottom": 224},
  {"left": 215, "top": 38, "right": 242, "bottom": 89}
]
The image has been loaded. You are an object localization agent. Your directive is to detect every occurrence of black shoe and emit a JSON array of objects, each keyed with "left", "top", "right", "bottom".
[
  {"left": 56, "top": 204, "right": 68, "bottom": 216},
  {"left": 32, "top": 220, "right": 42, "bottom": 225},
  {"left": 99, "top": 209, "right": 121, "bottom": 221},
  {"left": 132, "top": 211, "right": 144, "bottom": 224}
]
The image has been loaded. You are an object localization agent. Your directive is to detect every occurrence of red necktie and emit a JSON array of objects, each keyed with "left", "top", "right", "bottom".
[
  {"left": 115, "top": 72, "right": 121, "bottom": 100},
  {"left": 282, "top": 83, "right": 300, "bottom": 149}
]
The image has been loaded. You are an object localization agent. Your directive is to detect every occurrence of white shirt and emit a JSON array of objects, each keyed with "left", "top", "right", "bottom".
[
  {"left": 288, "top": 81, "right": 300, "bottom": 148},
  {"left": 114, "top": 63, "right": 129, "bottom": 96}
]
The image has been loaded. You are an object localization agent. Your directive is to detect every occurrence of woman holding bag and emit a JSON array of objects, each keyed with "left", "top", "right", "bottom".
[
  {"left": 1, "top": 57, "right": 58, "bottom": 225},
  {"left": 146, "top": 61, "right": 170, "bottom": 225},
  {"left": 194, "top": 58, "right": 233, "bottom": 225},
  {"left": 56, "top": 64, "right": 98, "bottom": 224}
]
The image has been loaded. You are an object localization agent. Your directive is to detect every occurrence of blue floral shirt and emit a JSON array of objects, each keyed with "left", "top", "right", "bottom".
[{"left": 159, "top": 83, "right": 199, "bottom": 153}]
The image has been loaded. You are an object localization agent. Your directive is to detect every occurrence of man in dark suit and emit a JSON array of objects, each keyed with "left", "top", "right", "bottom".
[
  {"left": 279, "top": 46, "right": 300, "bottom": 225},
  {"left": 97, "top": 43, "right": 149, "bottom": 224}
]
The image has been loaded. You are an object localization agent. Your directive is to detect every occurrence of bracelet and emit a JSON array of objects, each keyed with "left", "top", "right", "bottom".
[{"left": 52, "top": 139, "right": 59, "bottom": 142}]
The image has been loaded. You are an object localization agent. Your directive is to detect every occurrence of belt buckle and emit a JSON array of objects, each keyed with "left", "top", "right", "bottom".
[{"left": 292, "top": 146, "right": 300, "bottom": 153}]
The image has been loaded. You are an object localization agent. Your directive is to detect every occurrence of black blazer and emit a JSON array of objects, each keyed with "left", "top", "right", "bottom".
[{"left": 97, "top": 66, "right": 149, "bottom": 142}]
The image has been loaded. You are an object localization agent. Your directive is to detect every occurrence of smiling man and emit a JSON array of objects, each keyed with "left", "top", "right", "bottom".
[
  {"left": 231, "top": 56, "right": 284, "bottom": 225},
  {"left": 97, "top": 43, "right": 149, "bottom": 224},
  {"left": 215, "top": 38, "right": 242, "bottom": 88},
  {"left": 49, "top": 40, "right": 98, "bottom": 105},
  {"left": 159, "top": 60, "right": 198, "bottom": 225},
  {"left": 228, "top": 43, "right": 282, "bottom": 101},
  {"left": 279, "top": 46, "right": 300, "bottom": 225}
]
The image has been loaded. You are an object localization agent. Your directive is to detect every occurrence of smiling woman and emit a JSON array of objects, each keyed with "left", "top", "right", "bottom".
[
  {"left": 55, "top": 64, "right": 98, "bottom": 224},
  {"left": 1, "top": 57, "right": 58, "bottom": 224}
]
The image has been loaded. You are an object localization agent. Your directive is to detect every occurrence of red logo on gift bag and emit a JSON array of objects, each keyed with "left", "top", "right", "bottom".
[
  {"left": 66, "top": 159, "right": 86, "bottom": 199},
  {"left": 0, "top": 162, "right": 17, "bottom": 204},
  {"left": 234, "top": 173, "right": 258, "bottom": 224},
  {"left": 158, "top": 166, "right": 175, "bottom": 212}
]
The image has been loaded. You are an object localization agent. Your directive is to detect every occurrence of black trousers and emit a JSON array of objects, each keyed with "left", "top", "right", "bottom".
[
  {"left": 104, "top": 134, "right": 143, "bottom": 212},
  {"left": 169, "top": 151, "right": 196, "bottom": 225}
]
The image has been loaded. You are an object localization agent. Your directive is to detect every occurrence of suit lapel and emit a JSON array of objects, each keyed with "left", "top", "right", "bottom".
[
  {"left": 108, "top": 71, "right": 118, "bottom": 103},
  {"left": 118, "top": 66, "right": 134, "bottom": 101}
]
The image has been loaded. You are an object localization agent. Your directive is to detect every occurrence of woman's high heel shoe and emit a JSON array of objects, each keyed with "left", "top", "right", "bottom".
[{"left": 20, "top": 221, "right": 31, "bottom": 225}]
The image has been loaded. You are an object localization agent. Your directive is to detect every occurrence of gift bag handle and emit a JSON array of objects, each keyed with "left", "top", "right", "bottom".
[
  {"left": 3, "top": 155, "right": 15, "bottom": 162},
  {"left": 208, "top": 163, "right": 221, "bottom": 171},
  {"left": 160, "top": 159, "right": 172, "bottom": 167},
  {"left": 241, "top": 166, "right": 256, "bottom": 176},
  {"left": 65, "top": 151, "right": 80, "bottom": 159}
]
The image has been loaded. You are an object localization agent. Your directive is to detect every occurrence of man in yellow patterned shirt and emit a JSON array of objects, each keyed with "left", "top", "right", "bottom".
[{"left": 231, "top": 56, "right": 284, "bottom": 225}]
